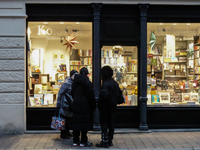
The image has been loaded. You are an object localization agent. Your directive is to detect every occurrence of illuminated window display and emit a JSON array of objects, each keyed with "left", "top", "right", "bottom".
[
  {"left": 27, "top": 22, "right": 92, "bottom": 107},
  {"left": 147, "top": 23, "right": 199, "bottom": 106},
  {"left": 101, "top": 46, "right": 138, "bottom": 106}
]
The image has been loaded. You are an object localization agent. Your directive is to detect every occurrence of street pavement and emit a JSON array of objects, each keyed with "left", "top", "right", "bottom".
[{"left": 1, "top": 129, "right": 200, "bottom": 150}]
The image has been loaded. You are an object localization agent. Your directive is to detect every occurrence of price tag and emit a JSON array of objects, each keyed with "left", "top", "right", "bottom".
[{"left": 193, "top": 83, "right": 196, "bottom": 86}]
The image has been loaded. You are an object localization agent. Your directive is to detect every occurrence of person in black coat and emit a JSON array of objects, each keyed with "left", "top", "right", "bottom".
[
  {"left": 96, "top": 66, "right": 122, "bottom": 148},
  {"left": 71, "top": 67, "right": 96, "bottom": 147}
]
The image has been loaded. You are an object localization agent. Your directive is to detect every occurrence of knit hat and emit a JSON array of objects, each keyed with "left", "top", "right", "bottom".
[{"left": 70, "top": 70, "right": 78, "bottom": 77}]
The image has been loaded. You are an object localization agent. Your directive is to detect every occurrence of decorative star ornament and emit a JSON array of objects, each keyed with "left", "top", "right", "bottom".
[{"left": 63, "top": 32, "right": 79, "bottom": 52}]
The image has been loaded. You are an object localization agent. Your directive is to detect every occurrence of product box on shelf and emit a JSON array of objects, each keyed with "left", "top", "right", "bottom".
[
  {"left": 190, "top": 93, "right": 198, "bottom": 102},
  {"left": 159, "top": 93, "right": 170, "bottom": 103},
  {"left": 152, "top": 95, "right": 160, "bottom": 103},
  {"left": 170, "top": 92, "right": 182, "bottom": 103},
  {"left": 164, "top": 57, "right": 171, "bottom": 62},
  {"left": 182, "top": 93, "right": 191, "bottom": 102}
]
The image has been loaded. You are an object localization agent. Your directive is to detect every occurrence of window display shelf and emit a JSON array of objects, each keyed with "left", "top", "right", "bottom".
[
  {"left": 80, "top": 56, "right": 92, "bottom": 58},
  {"left": 70, "top": 65, "right": 92, "bottom": 66},
  {"left": 153, "top": 54, "right": 162, "bottom": 56},
  {"left": 127, "top": 72, "right": 137, "bottom": 74},
  {"left": 165, "top": 61, "right": 187, "bottom": 63},
  {"left": 164, "top": 69, "right": 182, "bottom": 71},
  {"left": 165, "top": 75, "right": 186, "bottom": 77},
  {"left": 175, "top": 55, "right": 187, "bottom": 57},
  {"left": 194, "top": 43, "right": 200, "bottom": 46}
]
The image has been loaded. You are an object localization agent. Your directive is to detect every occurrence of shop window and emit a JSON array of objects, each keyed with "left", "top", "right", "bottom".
[
  {"left": 27, "top": 22, "right": 92, "bottom": 107},
  {"left": 147, "top": 23, "right": 199, "bottom": 106},
  {"left": 101, "top": 46, "right": 138, "bottom": 106}
]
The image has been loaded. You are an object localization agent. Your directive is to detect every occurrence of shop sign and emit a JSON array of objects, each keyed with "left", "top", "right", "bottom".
[
  {"left": 37, "top": 25, "right": 82, "bottom": 36},
  {"left": 156, "top": 26, "right": 199, "bottom": 36}
]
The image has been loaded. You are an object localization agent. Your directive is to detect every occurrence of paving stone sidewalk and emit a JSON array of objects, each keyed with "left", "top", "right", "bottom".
[{"left": 1, "top": 131, "right": 200, "bottom": 150}]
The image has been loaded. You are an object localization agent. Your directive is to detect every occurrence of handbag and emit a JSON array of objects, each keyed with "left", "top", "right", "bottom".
[{"left": 51, "top": 107, "right": 66, "bottom": 130}]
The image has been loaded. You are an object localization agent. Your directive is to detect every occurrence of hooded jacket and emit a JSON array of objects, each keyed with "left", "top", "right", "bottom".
[
  {"left": 71, "top": 74, "right": 96, "bottom": 131},
  {"left": 98, "top": 78, "right": 120, "bottom": 112},
  {"left": 56, "top": 77, "right": 73, "bottom": 117}
]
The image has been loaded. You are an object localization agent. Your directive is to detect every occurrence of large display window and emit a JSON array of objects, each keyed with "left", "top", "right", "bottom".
[
  {"left": 27, "top": 22, "right": 92, "bottom": 107},
  {"left": 101, "top": 46, "right": 138, "bottom": 106},
  {"left": 147, "top": 23, "right": 200, "bottom": 106}
]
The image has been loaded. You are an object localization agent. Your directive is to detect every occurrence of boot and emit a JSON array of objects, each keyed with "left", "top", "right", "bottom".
[
  {"left": 108, "top": 131, "right": 114, "bottom": 146},
  {"left": 109, "top": 139, "right": 113, "bottom": 146},
  {"left": 96, "top": 133, "right": 109, "bottom": 148}
]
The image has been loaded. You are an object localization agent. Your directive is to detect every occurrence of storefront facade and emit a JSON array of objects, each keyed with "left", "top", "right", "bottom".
[{"left": 1, "top": 0, "right": 200, "bottom": 134}]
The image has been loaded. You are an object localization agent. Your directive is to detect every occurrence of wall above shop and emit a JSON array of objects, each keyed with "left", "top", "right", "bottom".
[{"left": 2, "top": 0, "right": 200, "bottom": 5}]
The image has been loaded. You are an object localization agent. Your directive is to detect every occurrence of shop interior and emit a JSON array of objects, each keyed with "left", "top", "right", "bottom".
[
  {"left": 147, "top": 23, "right": 200, "bottom": 106},
  {"left": 27, "top": 22, "right": 200, "bottom": 107}
]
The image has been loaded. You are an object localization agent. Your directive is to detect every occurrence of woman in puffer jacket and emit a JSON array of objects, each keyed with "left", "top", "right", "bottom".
[{"left": 56, "top": 70, "right": 78, "bottom": 139}]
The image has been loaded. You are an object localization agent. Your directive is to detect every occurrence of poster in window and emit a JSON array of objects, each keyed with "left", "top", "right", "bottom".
[
  {"left": 53, "top": 61, "right": 58, "bottom": 70},
  {"left": 60, "top": 53, "right": 65, "bottom": 60},
  {"left": 31, "top": 49, "right": 40, "bottom": 66},
  {"left": 53, "top": 53, "right": 58, "bottom": 60}
]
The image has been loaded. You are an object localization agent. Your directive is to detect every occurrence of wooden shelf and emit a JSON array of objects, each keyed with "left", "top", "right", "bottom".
[
  {"left": 32, "top": 72, "right": 41, "bottom": 75},
  {"left": 153, "top": 54, "right": 162, "bottom": 56},
  {"left": 164, "top": 61, "right": 187, "bottom": 63},
  {"left": 127, "top": 72, "right": 137, "bottom": 74},
  {"left": 70, "top": 65, "right": 92, "bottom": 66},
  {"left": 164, "top": 69, "right": 182, "bottom": 71},
  {"left": 175, "top": 55, "right": 187, "bottom": 57},
  {"left": 80, "top": 56, "right": 92, "bottom": 58},
  {"left": 165, "top": 76, "right": 186, "bottom": 78},
  {"left": 194, "top": 43, "right": 200, "bottom": 46}
]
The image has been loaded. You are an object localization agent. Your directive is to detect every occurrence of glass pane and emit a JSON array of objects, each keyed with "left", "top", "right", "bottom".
[
  {"left": 101, "top": 46, "right": 138, "bottom": 106},
  {"left": 27, "top": 22, "right": 92, "bottom": 107},
  {"left": 147, "top": 23, "right": 199, "bottom": 106}
]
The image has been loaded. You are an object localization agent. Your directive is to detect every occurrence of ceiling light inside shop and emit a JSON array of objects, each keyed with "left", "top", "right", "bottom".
[
  {"left": 76, "top": 22, "right": 80, "bottom": 24},
  {"left": 60, "top": 22, "right": 64, "bottom": 24},
  {"left": 186, "top": 23, "right": 191, "bottom": 25},
  {"left": 43, "top": 22, "right": 48, "bottom": 24},
  {"left": 173, "top": 23, "right": 177, "bottom": 25},
  {"left": 159, "top": 23, "right": 163, "bottom": 25}
]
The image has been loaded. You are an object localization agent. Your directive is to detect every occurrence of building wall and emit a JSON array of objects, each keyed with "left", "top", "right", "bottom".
[{"left": 0, "top": 1, "right": 26, "bottom": 134}]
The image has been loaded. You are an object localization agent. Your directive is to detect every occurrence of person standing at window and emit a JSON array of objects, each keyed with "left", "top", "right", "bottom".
[
  {"left": 71, "top": 67, "right": 96, "bottom": 147},
  {"left": 96, "top": 66, "right": 121, "bottom": 148},
  {"left": 56, "top": 70, "right": 78, "bottom": 139}
]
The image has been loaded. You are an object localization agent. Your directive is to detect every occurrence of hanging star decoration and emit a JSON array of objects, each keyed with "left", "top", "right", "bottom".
[
  {"left": 63, "top": 32, "right": 79, "bottom": 53},
  {"left": 149, "top": 30, "right": 156, "bottom": 50}
]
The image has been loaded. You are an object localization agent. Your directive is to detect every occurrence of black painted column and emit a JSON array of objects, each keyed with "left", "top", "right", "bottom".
[
  {"left": 139, "top": 4, "right": 149, "bottom": 131},
  {"left": 92, "top": 3, "right": 102, "bottom": 131}
]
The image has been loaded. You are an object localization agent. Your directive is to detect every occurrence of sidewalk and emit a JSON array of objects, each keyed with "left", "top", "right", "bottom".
[{"left": 1, "top": 129, "right": 200, "bottom": 150}]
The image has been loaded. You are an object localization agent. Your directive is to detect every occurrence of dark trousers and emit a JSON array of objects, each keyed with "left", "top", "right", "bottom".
[
  {"left": 73, "top": 130, "right": 88, "bottom": 143},
  {"left": 99, "top": 111, "right": 115, "bottom": 140},
  {"left": 60, "top": 114, "right": 72, "bottom": 136}
]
